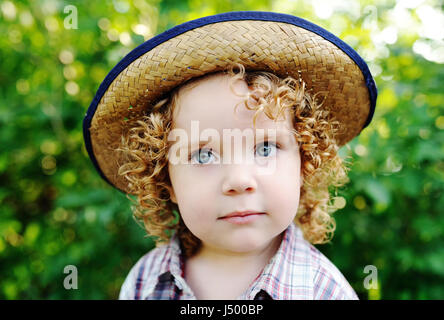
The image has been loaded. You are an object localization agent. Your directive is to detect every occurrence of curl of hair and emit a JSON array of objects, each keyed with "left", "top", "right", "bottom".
[{"left": 117, "top": 63, "right": 349, "bottom": 258}]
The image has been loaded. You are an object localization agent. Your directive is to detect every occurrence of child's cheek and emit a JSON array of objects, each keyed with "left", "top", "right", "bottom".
[
  {"left": 179, "top": 196, "right": 215, "bottom": 237},
  {"left": 267, "top": 157, "right": 302, "bottom": 212},
  {"left": 174, "top": 167, "right": 218, "bottom": 222}
]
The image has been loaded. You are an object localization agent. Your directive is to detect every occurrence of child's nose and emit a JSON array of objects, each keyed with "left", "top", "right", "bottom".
[{"left": 222, "top": 164, "right": 257, "bottom": 195}]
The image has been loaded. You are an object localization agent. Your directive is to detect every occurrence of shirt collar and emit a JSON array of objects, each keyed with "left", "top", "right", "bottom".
[
  {"left": 157, "top": 232, "right": 185, "bottom": 281},
  {"left": 244, "top": 222, "right": 314, "bottom": 300},
  {"left": 154, "top": 222, "right": 313, "bottom": 300}
]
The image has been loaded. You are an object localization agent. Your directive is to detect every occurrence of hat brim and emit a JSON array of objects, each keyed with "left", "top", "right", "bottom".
[{"left": 83, "top": 11, "right": 377, "bottom": 193}]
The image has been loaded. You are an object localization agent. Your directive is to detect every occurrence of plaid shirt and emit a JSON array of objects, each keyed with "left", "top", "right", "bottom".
[{"left": 119, "top": 223, "right": 358, "bottom": 300}]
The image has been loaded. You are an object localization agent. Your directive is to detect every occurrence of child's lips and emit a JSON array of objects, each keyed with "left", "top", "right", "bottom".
[{"left": 218, "top": 211, "right": 266, "bottom": 224}]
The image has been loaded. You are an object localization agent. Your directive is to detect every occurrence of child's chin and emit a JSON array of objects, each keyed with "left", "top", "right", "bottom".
[{"left": 223, "top": 236, "right": 274, "bottom": 253}]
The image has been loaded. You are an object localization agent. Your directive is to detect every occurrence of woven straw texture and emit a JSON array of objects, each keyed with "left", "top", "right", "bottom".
[{"left": 89, "top": 20, "right": 370, "bottom": 192}]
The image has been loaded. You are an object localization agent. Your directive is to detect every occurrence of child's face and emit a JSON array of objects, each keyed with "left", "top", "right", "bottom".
[{"left": 168, "top": 73, "right": 302, "bottom": 254}]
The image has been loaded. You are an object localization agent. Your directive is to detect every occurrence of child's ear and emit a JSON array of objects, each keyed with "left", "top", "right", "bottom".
[
  {"left": 300, "top": 172, "right": 304, "bottom": 186},
  {"left": 299, "top": 160, "right": 304, "bottom": 187},
  {"left": 169, "top": 187, "right": 177, "bottom": 204}
]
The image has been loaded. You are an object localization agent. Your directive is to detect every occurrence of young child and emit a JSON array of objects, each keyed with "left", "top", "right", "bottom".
[{"left": 83, "top": 11, "right": 377, "bottom": 300}]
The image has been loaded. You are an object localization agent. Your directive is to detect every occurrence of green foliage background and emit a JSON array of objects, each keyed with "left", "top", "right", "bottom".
[{"left": 1, "top": 0, "right": 443, "bottom": 299}]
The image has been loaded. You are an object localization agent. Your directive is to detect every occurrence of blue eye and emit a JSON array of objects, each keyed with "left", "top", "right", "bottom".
[
  {"left": 190, "top": 148, "right": 214, "bottom": 164},
  {"left": 256, "top": 141, "right": 278, "bottom": 157}
]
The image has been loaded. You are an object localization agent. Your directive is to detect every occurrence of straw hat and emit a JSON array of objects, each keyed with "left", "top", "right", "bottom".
[{"left": 83, "top": 11, "right": 377, "bottom": 193}]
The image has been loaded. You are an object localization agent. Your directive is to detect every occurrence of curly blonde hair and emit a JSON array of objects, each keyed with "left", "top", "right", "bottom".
[{"left": 117, "top": 63, "right": 349, "bottom": 258}]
